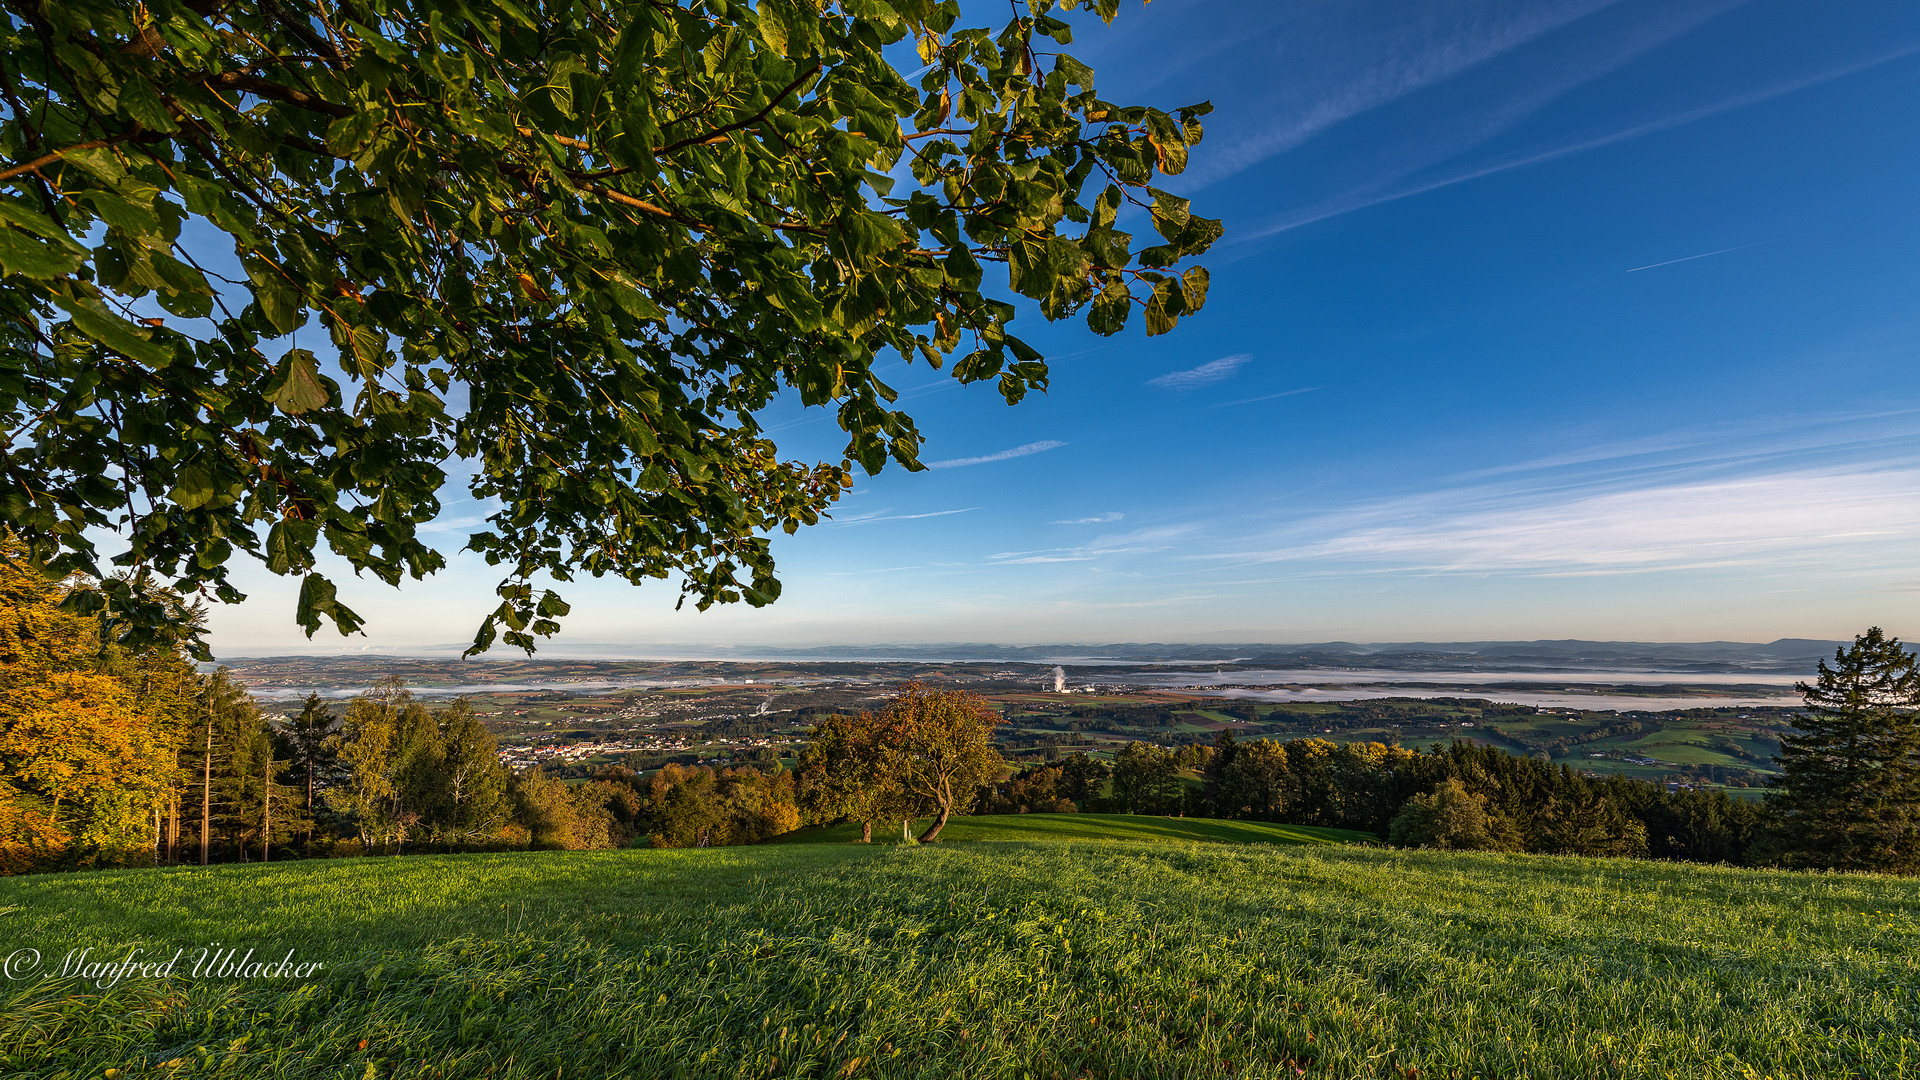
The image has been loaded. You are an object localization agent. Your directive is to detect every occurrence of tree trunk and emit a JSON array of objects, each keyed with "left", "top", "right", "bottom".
[
  {"left": 200, "top": 715, "right": 212, "bottom": 867},
  {"left": 262, "top": 754, "right": 271, "bottom": 864},
  {"left": 917, "top": 775, "right": 955, "bottom": 843},
  {"left": 304, "top": 751, "right": 315, "bottom": 856},
  {"left": 860, "top": 820, "right": 872, "bottom": 843},
  {"left": 917, "top": 801, "right": 952, "bottom": 844}
]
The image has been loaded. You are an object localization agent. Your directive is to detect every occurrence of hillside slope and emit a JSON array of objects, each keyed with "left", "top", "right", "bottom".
[{"left": 3, "top": 842, "right": 1916, "bottom": 1078}]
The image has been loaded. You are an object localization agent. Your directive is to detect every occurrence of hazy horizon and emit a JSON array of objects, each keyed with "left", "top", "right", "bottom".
[{"left": 208, "top": 634, "right": 1849, "bottom": 662}]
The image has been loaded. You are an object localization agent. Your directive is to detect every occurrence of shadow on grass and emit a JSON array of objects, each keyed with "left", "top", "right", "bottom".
[{"left": 769, "top": 813, "right": 1375, "bottom": 847}]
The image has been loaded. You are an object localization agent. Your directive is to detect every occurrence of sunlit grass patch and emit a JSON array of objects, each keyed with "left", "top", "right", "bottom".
[{"left": 2, "top": 843, "right": 1916, "bottom": 1078}]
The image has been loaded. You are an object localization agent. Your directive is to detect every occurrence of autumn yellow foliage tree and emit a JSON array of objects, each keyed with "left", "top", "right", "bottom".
[
  {"left": 0, "top": 537, "right": 184, "bottom": 870},
  {"left": 875, "top": 682, "right": 1005, "bottom": 843}
]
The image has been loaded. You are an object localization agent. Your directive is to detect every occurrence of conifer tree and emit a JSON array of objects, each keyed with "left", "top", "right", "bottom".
[
  {"left": 1769, "top": 627, "right": 1920, "bottom": 873},
  {"left": 282, "top": 693, "right": 340, "bottom": 855}
]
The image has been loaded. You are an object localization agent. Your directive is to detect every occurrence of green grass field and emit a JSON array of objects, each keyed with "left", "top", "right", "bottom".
[
  {"left": 773, "top": 813, "right": 1372, "bottom": 847},
  {"left": 2, "top": 829, "right": 1917, "bottom": 1078}
]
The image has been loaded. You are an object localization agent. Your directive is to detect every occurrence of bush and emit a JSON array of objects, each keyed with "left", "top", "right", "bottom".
[{"left": 1389, "top": 779, "right": 1514, "bottom": 851}]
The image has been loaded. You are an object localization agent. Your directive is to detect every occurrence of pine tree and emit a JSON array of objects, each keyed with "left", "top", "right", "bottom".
[
  {"left": 1769, "top": 628, "right": 1920, "bottom": 873},
  {"left": 1202, "top": 729, "right": 1238, "bottom": 816},
  {"left": 282, "top": 693, "right": 339, "bottom": 855}
]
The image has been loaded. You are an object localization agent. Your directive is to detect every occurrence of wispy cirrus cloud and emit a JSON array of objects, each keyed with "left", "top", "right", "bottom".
[
  {"left": 989, "top": 525, "right": 1201, "bottom": 566},
  {"left": 832, "top": 507, "right": 981, "bottom": 526},
  {"left": 1053, "top": 512, "right": 1125, "bottom": 525},
  {"left": 1184, "top": 0, "right": 1632, "bottom": 191},
  {"left": 924, "top": 440, "right": 1066, "bottom": 469},
  {"left": 1147, "top": 353, "right": 1252, "bottom": 391},
  {"left": 1198, "top": 463, "right": 1920, "bottom": 577},
  {"left": 1242, "top": 42, "right": 1920, "bottom": 241}
]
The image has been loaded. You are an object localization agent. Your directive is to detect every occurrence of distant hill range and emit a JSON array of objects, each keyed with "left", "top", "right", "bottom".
[
  {"left": 220, "top": 639, "right": 1846, "bottom": 675},
  {"left": 682, "top": 639, "right": 1846, "bottom": 674}
]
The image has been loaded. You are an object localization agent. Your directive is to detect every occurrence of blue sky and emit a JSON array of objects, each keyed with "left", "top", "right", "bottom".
[{"left": 212, "top": 0, "right": 1920, "bottom": 653}]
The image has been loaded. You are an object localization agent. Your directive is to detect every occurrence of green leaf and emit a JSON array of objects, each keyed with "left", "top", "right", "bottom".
[
  {"left": 296, "top": 572, "right": 364, "bottom": 637},
  {"left": 1182, "top": 266, "right": 1210, "bottom": 311},
  {"left": 1088, "top": 281, "right": 1131, "bottom": 335},
  {"left": 1144, "top": 109, "right": 1186, "bottom": 175},
  {"left": 1055, "top": 55, "right": 1094, "bottom": 87},
  {"left": 116, "top": 77, "right": 179, "bottom": 133},
  {"left": 60, "top": 147, "right": 128, "bottom": 186},
  {"left": 613, "top": 282, "right": 667, "bottom": 321},
  {"left": 0, "top": 199, "right": 79, "bottom": 242},
  {"left": 1080, "top": 226, "right": 1130, "bottom": 270},
  {"left": 52, "top": 293, "right": 172, "bottom": 366},
  {"left": 170, "top": 456, "right": 219, "bottom": 510},
  {"left": 757, "top": 0, "right": 793, "bottom": 57},
  {"left": 265, "top": 519, "right": 319, "bottom": 575},
  {"left": 1144, "top": 286, "right": 1176, "bottom": 336},
  {"left": 264, "top": 348, "right": 332, "bottom": 415},
  {"left": 325, "top": 111, "right": 380, "bottom": 157},
  {"left": 1173, "top": 215, "right": 1225, "bottom": 257},
  {"left": 0, "top": 226, "right": 85, "bottom": 278},
  {"left": 1149, "top": 189, "right": 1192, "bottom": 241},
  {"left": 841, "top": 212, "right": 906, "bottom": 261}
]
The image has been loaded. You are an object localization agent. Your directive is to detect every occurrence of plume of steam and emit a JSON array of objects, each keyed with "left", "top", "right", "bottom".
[{"left": 1053, "top": 666, "right": 1066, "bottom": 694}]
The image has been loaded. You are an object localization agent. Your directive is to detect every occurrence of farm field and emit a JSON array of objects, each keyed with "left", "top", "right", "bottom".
[
  {"left": 771, "top": 813, "right": 1373, "bottom": 847},
  {"left": 3, "top": 836, "right": 1917, "bottom": 1078}
]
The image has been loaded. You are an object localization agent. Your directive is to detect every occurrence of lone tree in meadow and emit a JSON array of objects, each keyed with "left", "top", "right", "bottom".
[
  {"left": 798, "top": 682, "right": 1001, "bottom": 842},
  {"left": 876, "top": 682, "right": 1003, "bottom": 842},
  {"left": 797, "top": 711, "right": 913, "bottom": 843},
  {"left": 0, "top": 0, "right": 1219, "bottom": 653},
  {"left": 1768, "top": 628, "right": 1920, "bottom": 873}
]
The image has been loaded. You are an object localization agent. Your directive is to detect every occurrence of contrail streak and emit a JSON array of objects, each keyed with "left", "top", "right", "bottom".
[
  {"left": 1212, "top": 388, "right": 1320, "bottom": 408},
  {"left": 1626, "top": 241, "right": 1772, "bottom": 272}
]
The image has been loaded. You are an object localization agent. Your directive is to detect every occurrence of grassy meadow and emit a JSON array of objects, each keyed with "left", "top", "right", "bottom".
[{"left": 3, "top": 830, "right": 1918, "bottom": 1079}]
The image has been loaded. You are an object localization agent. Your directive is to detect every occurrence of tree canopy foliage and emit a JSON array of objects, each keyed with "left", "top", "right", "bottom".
[{"left": 0, "top": 0, "right": 1219, "bottom": 651}]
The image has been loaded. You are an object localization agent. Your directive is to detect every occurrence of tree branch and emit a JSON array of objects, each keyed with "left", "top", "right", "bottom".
[
  {"left": 0, "top": 134, "right": 134, "bottom": 184},
  {"left": 656, "top": 61, "right": 822, "bottom": 155},
  {"left": 203, "top": 72, "right": 353, "bottom": 118}
]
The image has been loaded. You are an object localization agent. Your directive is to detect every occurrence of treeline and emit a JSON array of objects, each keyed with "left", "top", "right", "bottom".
[
  {"left": 541, "top": 681, "right": 1007, "bottom": 849},
  {"left": 0, "top": 540, "right": 803, "bottom": 868},
  {"left": 974, "top": 737, "right": 1759, "bottom": 863},
  {"left": 975, "top": 626, "right": 1920, "bottom": 873}
]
